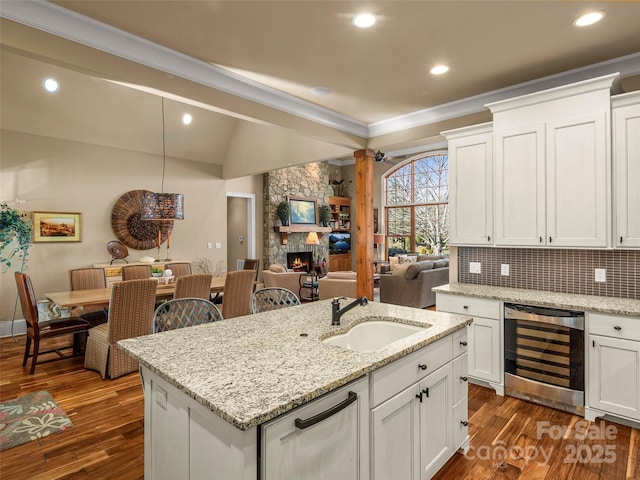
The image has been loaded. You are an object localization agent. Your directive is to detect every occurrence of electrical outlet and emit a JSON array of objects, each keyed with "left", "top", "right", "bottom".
[
  {"left": 595, "top": 268, "right": 606, "bottom": 283},
  {"left": 501, "top": 264, "right": 510, "bottom": 276},
  {"left": 154, "top": 386, "right": 167, "bottom": 409},
  {"left": 207, "top": 242, "right": 213, "bottom": 249},
  {"left": 469, "top": 262, "right": 481, "bottom": 274}
]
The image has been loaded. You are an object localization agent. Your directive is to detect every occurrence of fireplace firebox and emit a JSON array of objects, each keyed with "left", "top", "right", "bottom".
[{"left": 287, "top": 252, "right": 313, "bottom": 272}]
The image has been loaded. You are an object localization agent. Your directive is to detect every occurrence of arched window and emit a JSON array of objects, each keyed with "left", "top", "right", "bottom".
[{"left": 384, "top": 152, "right": 449, "bottom": 256}]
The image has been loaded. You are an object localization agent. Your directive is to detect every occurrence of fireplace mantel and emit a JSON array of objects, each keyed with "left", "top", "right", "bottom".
[{"left": 274, "top": 225, "right": 331, "bottom": 244}]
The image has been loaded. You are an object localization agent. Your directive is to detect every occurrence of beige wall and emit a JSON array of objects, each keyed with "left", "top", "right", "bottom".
[
  {"left": 0, "top": 130, "right": 262, "bottom": 323},
  {"left": 226, "top": 197, "right": 249, "bottom": 271}
]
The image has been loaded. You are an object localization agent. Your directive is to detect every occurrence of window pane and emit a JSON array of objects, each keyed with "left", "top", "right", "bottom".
[
  {"left": 414, "top": 204, "right": 449, "bottom": 255},
  {"left": 386, "top": 165, "right": 412, "bottom": 205},
  {"left": 387, "top": 207, "right": 411, "bottom": 236}
]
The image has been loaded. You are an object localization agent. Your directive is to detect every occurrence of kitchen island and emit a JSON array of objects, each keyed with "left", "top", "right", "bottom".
[{"left": 118, "top": 299, "right": 472, "bottom": 480}]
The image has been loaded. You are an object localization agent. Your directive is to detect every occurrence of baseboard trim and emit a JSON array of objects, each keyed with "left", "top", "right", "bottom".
[{"left": 0, "top": 319, "right": 26, "bottom": 338}]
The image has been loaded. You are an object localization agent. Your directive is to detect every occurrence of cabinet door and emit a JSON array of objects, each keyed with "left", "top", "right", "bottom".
[
  {"left": 546, "top": 112, "right": 608, "bottom": 247},
  {"left": 588, "top": 335, "right": 640, "bottom": 421},
  {"left": 448, "top": 131, "right": 493, "bottom": 245},
  {"left": 371, "top": 385, "right": 420, "bottom": 480},
  {"left": 262, "top": 378, "right": 368, "bottom": 480},
  {"left": 468, "top": 317, "right": 502, "bottom": 384},
  {"left": 494, "top": 124, "right": 546, "bottom": 246},
  {"left": 419, "top": 364, "right": 453, "bottom": 480},
  {"left": 613, "top": 101, "right": 640, "bottom": 248}
]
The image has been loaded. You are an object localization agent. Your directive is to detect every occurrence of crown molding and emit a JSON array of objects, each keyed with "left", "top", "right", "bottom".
[
  {"left": 0, "top": 0, "right": 369, "bottom": 138},
  {"left": 2, "top": 1, "right": 640, "bottom": 141}
]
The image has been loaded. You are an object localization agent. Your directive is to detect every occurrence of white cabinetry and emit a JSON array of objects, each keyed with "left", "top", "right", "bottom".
[
  {"left": 612, "top": 91, "right": 640, "bottom": 248},
  {"left": 442, "top": 123, "right": 493, "bottom": 245},
  {"left": 261, "top": 377, "right": 369, "bottom": 480},
  {"left": 370, "top": 331, "right": 469, "bottom": 480},
  {"left": 586, "top": 313, "right": 640, "bottom": 422},
  {"left": 488, "top": 73, "right": 619, "bottom": 248},
  {"left": 436, "top": 293, "right": 504, "bottom": 395}
]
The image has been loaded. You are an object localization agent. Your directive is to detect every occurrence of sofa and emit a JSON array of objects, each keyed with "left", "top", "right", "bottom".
[
  {"left": 318, "top": 271, "right": 357, "bottom": 300},
  {"left": 262, "top": 265, "right": 304, "bottom": 300},
  {"left": 379, "top": 257, "right": 449, "bottom": 308}
]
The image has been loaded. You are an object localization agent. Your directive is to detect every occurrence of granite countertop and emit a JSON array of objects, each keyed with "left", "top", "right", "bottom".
[
  {"left": 433, "top": 283, "right": 640, "bottom": 317},
  {"left": 117, "top": 300, "right": 471, "bottom": 431}
]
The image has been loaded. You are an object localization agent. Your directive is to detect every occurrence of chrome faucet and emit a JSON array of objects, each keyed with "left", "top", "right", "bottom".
[{"left": 331, "top": 296, "right": 368, "bottom": 326}]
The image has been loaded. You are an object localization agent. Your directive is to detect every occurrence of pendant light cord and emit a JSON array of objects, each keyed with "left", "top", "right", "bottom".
[{"left": 161, "top": 97, "right": 166, "bottom": 194}]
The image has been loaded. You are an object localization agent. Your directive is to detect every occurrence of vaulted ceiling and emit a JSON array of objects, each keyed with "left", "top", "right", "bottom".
[{"left": 2, "top": 1, "right": 639, "bottom": 178}]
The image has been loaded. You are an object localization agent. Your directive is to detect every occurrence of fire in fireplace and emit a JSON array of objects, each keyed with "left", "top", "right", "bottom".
[{"left": 287, "top": 252, "right": 313, "bottom": 272}]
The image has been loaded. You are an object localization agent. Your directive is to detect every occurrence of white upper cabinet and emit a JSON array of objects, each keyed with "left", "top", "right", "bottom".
[
  {"left": 488, "top": 73, "right": 620, "bottom": 248},
  {"left": 442, "top": 123, "right": 493, "bottom": 246},
  {"left": 612, "top": 92, "right": 640, "bottom": 248}
]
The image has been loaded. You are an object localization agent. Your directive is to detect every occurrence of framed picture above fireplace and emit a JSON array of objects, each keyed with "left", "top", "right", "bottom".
[{"left": 289, "top": 197, "right": 318, "bottom": 225}]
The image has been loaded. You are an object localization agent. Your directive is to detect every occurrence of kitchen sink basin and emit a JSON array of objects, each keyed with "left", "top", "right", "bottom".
[{"left": 322, "top": 319, "right": 430, "bottom": 353}]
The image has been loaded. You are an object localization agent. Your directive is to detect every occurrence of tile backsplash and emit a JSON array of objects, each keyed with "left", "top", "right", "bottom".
[{"left": 458, "top": 247, "right": 639, "bottom": 299}]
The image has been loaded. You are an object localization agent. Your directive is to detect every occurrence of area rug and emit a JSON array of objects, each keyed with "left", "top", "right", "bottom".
[{"left": 0, "top": 391, "right": 73, "bottom": 451}]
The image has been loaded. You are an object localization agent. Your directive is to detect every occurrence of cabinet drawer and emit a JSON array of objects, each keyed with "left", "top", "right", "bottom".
[
  {"left": 588, "top": 313, "right": 640, "bottom": 342},
  {"left": 453, "top": 327, "right": 468, "bottom": 357},
  {"left": 371, "top": 336, "right": 453, "bottom": 408},
  {"left": 453, "top": 353, "right": 468, "bottom": 404},
  {"left": 437, "top": 294, "right": 501, "bottom": 319}
]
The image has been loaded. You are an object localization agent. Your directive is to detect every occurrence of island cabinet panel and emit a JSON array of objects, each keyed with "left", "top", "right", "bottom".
[
  {"left": 141, "top": 367, "right": 257, "bottom": 480},
  {"left": 261, "top": 377, "right": 369, "bottom": 480}
]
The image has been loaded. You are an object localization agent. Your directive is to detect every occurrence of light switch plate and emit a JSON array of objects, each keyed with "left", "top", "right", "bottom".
[
  {"left": 215, "top": 242, "right": 222, "bottom": 249},
  {"left": 469, "top": 262, "right": 481, "bottom": 274},
  {"left": 595, "top": 268, "right": 606, "bottom": 283},
  {"left": 501, "top": 264, "right": 510, "bottom": 276},
  {"left": 207, "top": 242, "right": 213, "bottom": 249}
]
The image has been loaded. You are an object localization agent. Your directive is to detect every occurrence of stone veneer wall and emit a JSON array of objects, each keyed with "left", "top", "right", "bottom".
[
  {"left": 458, "top": 247, "right": 640, "bottom": 299},
  {"left": 263, "top": 162, "right": 332, "bottom": 269}
]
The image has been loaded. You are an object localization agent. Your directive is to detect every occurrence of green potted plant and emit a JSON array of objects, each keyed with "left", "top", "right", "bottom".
[
  {"left": 151, "top": 267, "right": 164, "bottom": 277},
  {"left": 0, "top": 202, "right": 32, "bottom": 272},
  {"left": 276, "top": 201, "right": 290, "bottom": 226},
  {"left": 319, "top": 204, "right": 331, "bottom": 227}
]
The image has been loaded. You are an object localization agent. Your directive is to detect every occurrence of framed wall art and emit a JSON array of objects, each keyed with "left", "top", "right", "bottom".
[
  {"left": 32, "top": 212, "right": 82, "bottom": 243},
  {"left": 289, "top": 197, "right": 318, "bottom": 225}
]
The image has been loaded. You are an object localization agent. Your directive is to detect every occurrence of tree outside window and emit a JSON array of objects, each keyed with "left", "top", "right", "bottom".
[{"left": 384, "top": 153, "right": 449, "bottom": 256}]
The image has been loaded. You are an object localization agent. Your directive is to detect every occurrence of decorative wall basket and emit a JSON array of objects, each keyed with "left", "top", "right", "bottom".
[{"left": 111, "top": 190, "right": 173, "bottom": 250}]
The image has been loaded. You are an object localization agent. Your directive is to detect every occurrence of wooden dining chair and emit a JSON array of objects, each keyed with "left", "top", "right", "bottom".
[
  {"left": 165, "top": 262, "right": 192, "bottom": 279},
  {"left": 152, "top": 298, "right": 223, "bottom": 333},
  {"left": 69, "top": 267, "right": 109, "bottom": 327},
  {"left": 121, "top": 264, "right": 152, "bottom": 281},
  {"left": 220, "top": 270, "right": 255, "bottom": 319},
  {"left": 173, "top": 273, "right": 212, "bottom": 300},
  {"left": 251, "top": 287, "right": 300, "bottom": 313},
  {"left": 84, "top": 279, "right": 157, "bottom": 379},
  {"left": 15, "top": 272, "right": 91, "bottom": 375}
]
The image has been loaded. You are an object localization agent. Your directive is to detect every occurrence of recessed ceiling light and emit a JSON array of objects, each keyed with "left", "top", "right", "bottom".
[
  {"left": 182, "top": 113, "right": 192, "bottom": 125},
  {"left": 310, "top": 87, "right": 331, "bottom": 96},
  {"left": 430, "top": 65, "right": 449, "bottom": 75},
  {"left": 353, "top": 13, "right": 376, "bottom": 28},
  {"left": 43, "top": 77, "right": 59, "bottom": 93},
  {"left": 573, "top": 11, "right": 605, "bottom": 27}
]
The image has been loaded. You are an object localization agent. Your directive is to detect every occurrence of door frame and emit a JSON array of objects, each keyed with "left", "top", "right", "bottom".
[{"left": 226, "top": 192, "right": 256, "bottom": 259}]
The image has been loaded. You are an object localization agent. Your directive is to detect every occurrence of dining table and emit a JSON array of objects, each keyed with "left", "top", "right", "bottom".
[{"left": 45, "top": 276, "right": 226, "bottom": 310}]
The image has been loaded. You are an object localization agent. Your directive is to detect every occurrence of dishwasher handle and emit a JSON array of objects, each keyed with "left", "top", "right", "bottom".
[{"left": 295, "top": 391, "right": 358, "bottom": 430}]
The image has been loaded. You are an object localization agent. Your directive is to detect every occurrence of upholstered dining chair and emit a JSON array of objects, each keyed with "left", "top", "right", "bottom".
[
  {"left": 173, "top": 273, "right": 212, "bottom": 300},
  {"left": 15, "top": 272, "right": 91, "bottom": 375},
  {"left": 165, "top": 262, "right": 192, "bottom": 279},
  {"left": 69, "top": 267, "right": 109, "bottom": 327},
  {"left": 152, "top": 298, "right": 223, "bottom": 333},
  {"left": 220, "top": 270, "right": 255, "bottom": 319},
  {"left": 251, "top": 287, "right": 300, "bottom": 314},
  {"left": 121, "top": 264, "right": 152, "bottom": 281},
  {"left": 84, "top": 279, "right": 157, "bottom": 379},
  {"left": 243, "top": 258, "right": 260, "bottom": 292}
]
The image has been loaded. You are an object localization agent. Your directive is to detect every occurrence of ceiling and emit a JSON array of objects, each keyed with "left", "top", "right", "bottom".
[{"left": 1, "top": 1, "right": 640, "bottom": 177}]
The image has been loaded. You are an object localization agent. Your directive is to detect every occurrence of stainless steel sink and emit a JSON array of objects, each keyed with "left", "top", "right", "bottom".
[{"left": 322, "top": 319, "right": 430, "bottom": 353}]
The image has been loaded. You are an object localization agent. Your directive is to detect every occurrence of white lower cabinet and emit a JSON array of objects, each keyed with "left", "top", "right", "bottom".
[
  {"left": 586, "top": 313, "right": 640, "bottom": 422},
  {"left": 262, "top": 377, "right": 369, "bottom": 480},
  {"left": 436, "top": 293, "right": 504, "bottom": 395},
  {"left": 370, "top": 333, "right": 469, "bottom": 480}
]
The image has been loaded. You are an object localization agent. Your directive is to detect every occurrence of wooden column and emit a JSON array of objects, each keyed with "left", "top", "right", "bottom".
[{"left": 354, "top": 148, "right": 375, "bottom": 300}]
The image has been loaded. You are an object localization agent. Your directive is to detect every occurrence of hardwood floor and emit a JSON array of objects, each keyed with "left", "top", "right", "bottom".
[{"left": 1, "top": 335, "right": 638, "bottom": 479}]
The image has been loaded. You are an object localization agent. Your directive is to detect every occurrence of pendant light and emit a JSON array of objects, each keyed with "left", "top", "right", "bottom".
[{"left": 142, "top": 97, "right": 185, "bottom": 220}]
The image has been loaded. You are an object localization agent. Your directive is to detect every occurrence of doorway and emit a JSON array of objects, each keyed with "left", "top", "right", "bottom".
[{"left": 226, "top": 192, "right": 256, "bottom": 271}]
